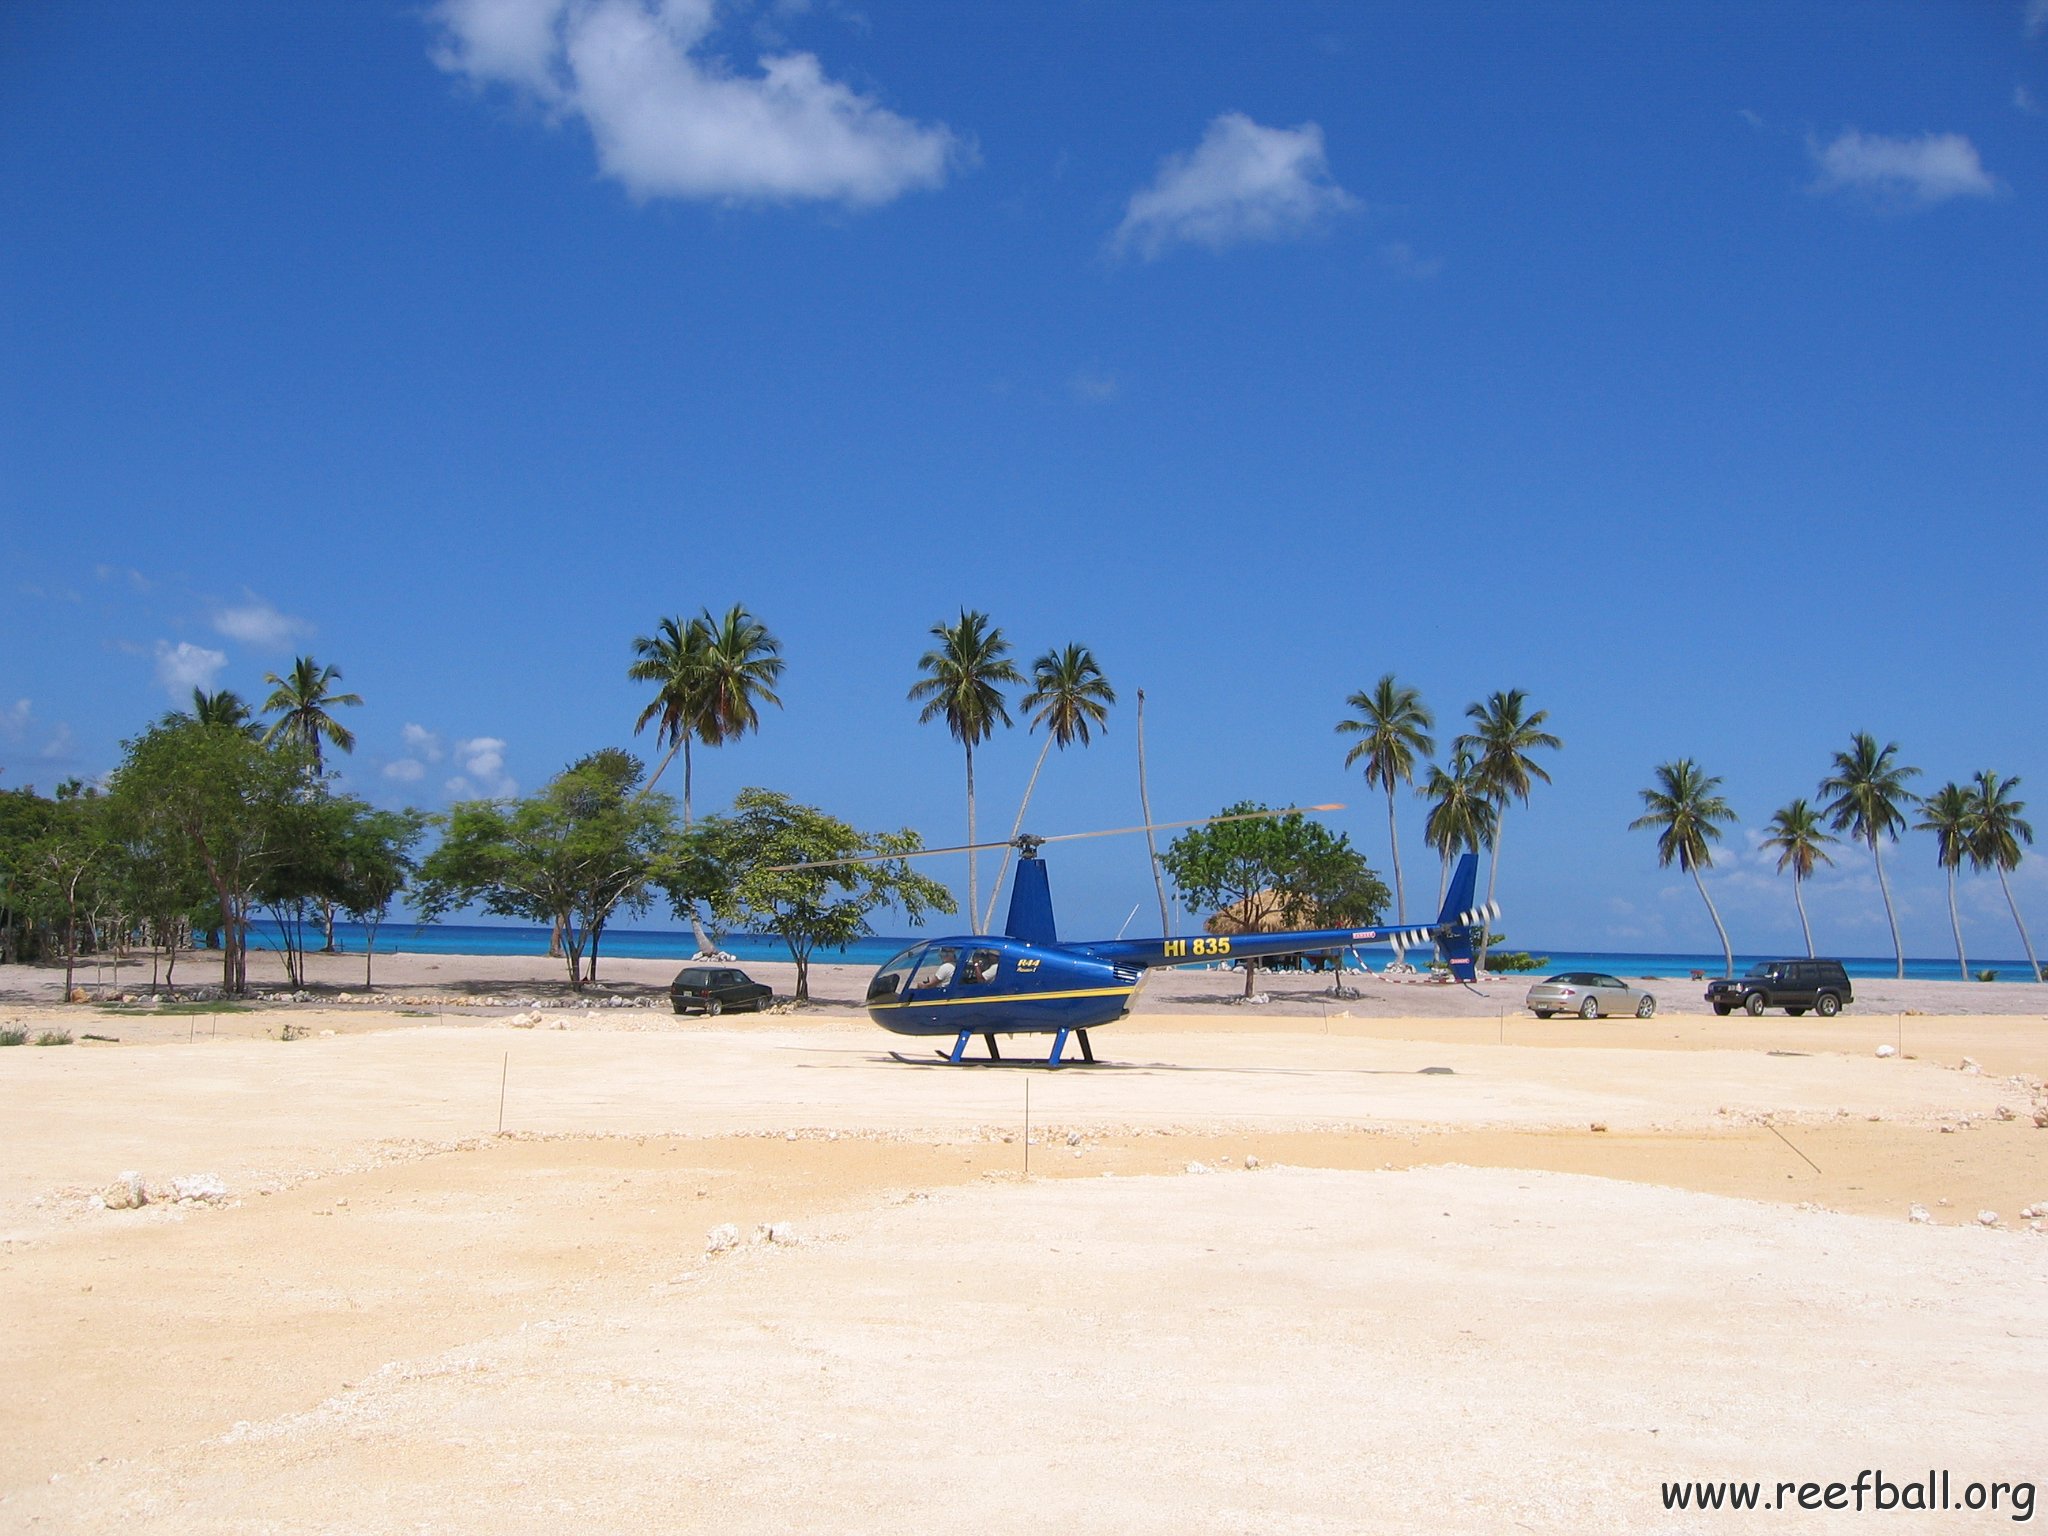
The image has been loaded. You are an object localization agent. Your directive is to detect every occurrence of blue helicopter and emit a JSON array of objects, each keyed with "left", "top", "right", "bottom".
[{"left": 794, "top": 806, "right": 1498, "bottom": 1067}]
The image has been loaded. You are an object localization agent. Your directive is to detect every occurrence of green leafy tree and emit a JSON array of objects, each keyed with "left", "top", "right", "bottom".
[
  {"left": 254, "top": 791, "right": 354, "bottom": 990},
  {"left": 1963, "top": 770, "right": 2039, "bottom": 981},
  {"left": 1420, "top": 747, "right": 1497, "bottom": 909},
  {"left": 416, "top": 752, "right": 675, "bottom": 989},
  {"left": 1629, "top": 759, "right": 1738, "bottom": 978},
  {"left": 104, "top": 788, "right": 214, "bottom": 992},
  {"left": 983, "top": 643, "right": 1116, "bottom": 931},
  {"left": 0, "top": 788, "right": 59, "bottom": 965},
  {"left": 1818, "top": 733, "right": 1920, "bottom": 979},
  {"left": 674, "top": 787, "right": 956, "bottom": 1003},
  {"left": 1916, "top": 783, "right": 1975, "bottom": 982},
  {"left": 260, "top": 656, "right": 362, "bottom": 774},
  {"left": 908, "top": 610, "right": 1022, "bottom": 934},
  {"left": 1455, "top": 689, "right": 1561, "bottom": 967},
  {"left": 1337, "top": 673, "right": 1434, "bottom": 924},
  {"left": 1760, "top": 799, "right": 1837, "bottom": 959},
  {"left": 1159, "top": 802, "right": 1387, "bottom": 996},
  {"left": 16, "top": 792, "right": 112, "bottom": 1000},
  {"left": 108, "top": 720, "right": 309, "bottom": 994},
  {"left": 333, "top": 806, "right": 428, "bottom": 990}
]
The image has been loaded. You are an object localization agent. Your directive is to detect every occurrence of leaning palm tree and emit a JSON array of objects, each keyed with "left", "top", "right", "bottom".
[
  {"left": 1336, "top": 674, "right": 1434, "bottom": 924},
  {"left": 1630, "top": 759, "right": 1738, "bottom": 977},
  {"left": 1760, "top": 799, "right": 1837, "bottom": 958},
  {"left": 1916, "top": 782, "right": 1974, "bottom": 981},
  {"left": 1421, "top": 747, "right": 1497, "bottom": 907},
  {"left": 909, "top": 610, "right": 1022, "bottom": 934},
  {"left": 629, "top": 615, "right": 711, "bottom": 804},
  {"left": 1818, "top": 733, "right": 1920, "bottom": 979},
  {"left": 1454, "top": 689, "right": 1561, "bottom": 966},
  {"left": 260, "top": 656, "right": 362, "bottom": 774},
  {"left": 1964, "top": 770, "right": 2039, "bottom": 981},
  {"left": 981, "top": 644, "right": 1116, "bottom": 931}
]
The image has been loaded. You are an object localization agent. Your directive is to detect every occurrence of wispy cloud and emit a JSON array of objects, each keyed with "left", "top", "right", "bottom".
[
  {"left": 2029, "top": 0, "right": 2048, "bottom": 40},
  {"left": 212, "top": 593, "right": 312, "bottom": 650},
  {"left": 152, "top": 640, "right": 228, "bottom": 700},
  {"left": 2017, "top": 85, "right": 2041, "bottom": 116},
  {"left": 1378, "top": 240, "right": 1441, "bottom": 280},
  {"left": 429, "top": 0, "right": 962, "bottom": 207},
  {"left": 1809, "top": 129, "right": 1999, "bottom": 207},
  {"left": 94, "top": 564, "right": 152, "bottom": 593},
  {"left": 1737, "top": 107, "right": 1765, "bottom": 131},
  {"left": 446, "top": 736, "right": 517, "bottom": 799},
  {"left": 402, "top": 723, "right": 445, "bottom": 762},
  {"left": 39, "top": 722, "right": 75, "bottom": 761},
  {"left": 1, "top": 699, "right": 31, "bottom": 741},
  {"left": 1068, "top": 365, "right": 1120, "bottom": 403},
  {"left": 1112, "top": 113, "right": 1356, "bottom": 260},
  {"left": 382, "top": 758, "right": 427, "bottom": 783}
]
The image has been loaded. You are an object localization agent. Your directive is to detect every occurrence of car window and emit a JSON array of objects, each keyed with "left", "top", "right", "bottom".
[
  {"left": 675, "top": 969, "right": 712, "bottom": 987},
  {"left": 1543, "top": 974, "right": 1570, "bottom": 985},
  {"left": 1595, "top": 975, "right": 1622, "bottom": 989}
]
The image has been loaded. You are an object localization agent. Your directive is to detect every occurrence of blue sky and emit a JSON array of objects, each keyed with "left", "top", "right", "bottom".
[{"left": 4, "top": 0, "right": 2045, "bottom": 958}]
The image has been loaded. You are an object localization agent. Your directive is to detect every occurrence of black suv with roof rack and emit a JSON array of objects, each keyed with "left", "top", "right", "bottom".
[{"left": 1704, "top": 959, "right": 1852, "bottom": 1017}]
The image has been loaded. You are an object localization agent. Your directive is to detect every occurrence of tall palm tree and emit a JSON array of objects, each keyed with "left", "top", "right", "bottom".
[
  {"left": 982, "top": 644, "right": 1116, "bottom": 931},
  {"left": 1964, "top": 770, "right": 2039, "bottom": 981},
  {"left": 1336, "top": 674, "right": 1434, "bottom": 924},
  {"left": 1454, "top": 688, "right": 1561, "bottom": 967},
  {"left": 909, "top": 610, "right": 1022, "bottom": 934},
  {"left": 1760, "top": 799, "right": 1837, "bottom": 958},
  {"left": 629, "top": 606, "right": 783, "bottom": 951},
  {"left": 1818, "top": 732, "right": 1920, "bottom": 979},
  {"left": 1916, "top": 782, "right": 1974, "bottom": 981},
  {"left": 260, "top": 656, "right": 362, "bottom": 774},
  {"left": 1421, "top": 747, "right": 1498, "bottom": 908},
  {"left": 1630, "top": 759, "right": 1738, "bottom": 977},
  {"left": 188, "top": 688, "right": 256, "bottom": 735}
]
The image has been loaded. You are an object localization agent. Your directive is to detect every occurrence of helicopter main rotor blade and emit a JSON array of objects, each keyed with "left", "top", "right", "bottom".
[
  {"left": 1033, "top": 803, "right": 1345, "bottom": 845},
  {"left": 766, "top": 802, "right": 1346, "bottom": 873}
]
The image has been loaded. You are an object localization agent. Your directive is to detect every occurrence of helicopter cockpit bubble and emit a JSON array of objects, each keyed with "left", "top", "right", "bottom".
[
  {"left": 913, "top": 947, "right": 960, "bottom": 990},
  {"left": 867, "top": 950, "right": 918, "bottom": 1003}
]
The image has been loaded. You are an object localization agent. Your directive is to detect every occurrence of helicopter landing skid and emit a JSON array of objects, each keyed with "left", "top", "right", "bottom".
[{"left": 895, "top": 1028, "right": 1098, "bottom": 1068}]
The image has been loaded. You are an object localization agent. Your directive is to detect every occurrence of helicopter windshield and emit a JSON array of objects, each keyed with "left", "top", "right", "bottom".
[{"left": 867, "top": 949, "right": 918, "bottom": 1003}]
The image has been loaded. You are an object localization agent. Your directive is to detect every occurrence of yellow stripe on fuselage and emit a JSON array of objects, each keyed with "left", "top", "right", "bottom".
[{"left": 868, "top": 986, "right": 1135, "bottom": 1010}]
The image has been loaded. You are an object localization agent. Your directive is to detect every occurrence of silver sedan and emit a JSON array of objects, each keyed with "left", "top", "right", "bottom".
[{"left": 1524, "top": 972, "right": 1657, "bottom": 1019}]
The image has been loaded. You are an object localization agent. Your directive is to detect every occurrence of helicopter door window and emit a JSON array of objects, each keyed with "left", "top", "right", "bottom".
[
  {"left": 912, "top": 947, "right": 961, "bottom": 990},
  {"left": 961, "top": 949, "right": 1000, "bottom": 985}
]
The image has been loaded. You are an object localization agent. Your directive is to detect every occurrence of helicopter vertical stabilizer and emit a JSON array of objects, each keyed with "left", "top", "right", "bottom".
[
  {"left": 1430, "top": 853, "right": 1496, "bottom": 982},
  {"left": 1003, "top": 857, "right": 1059, "bottom": 947}
]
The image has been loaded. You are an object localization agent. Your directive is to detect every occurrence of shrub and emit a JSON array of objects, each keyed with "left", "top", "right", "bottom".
[
  {"left": 33, "top": 1030, "right": 73, "bottom": 1046},
  {"left": 0, "top": 1028, "right": 25, "bottom": 1047}
]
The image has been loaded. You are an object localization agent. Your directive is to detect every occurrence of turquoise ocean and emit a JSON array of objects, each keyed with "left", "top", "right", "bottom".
[{"left": 255, "top": 920, "right": 2043, "bottom": 984}]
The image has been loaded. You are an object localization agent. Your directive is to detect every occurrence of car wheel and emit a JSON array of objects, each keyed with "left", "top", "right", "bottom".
[
  {"left": 1532, "top": 1009, "right": 1553, "bottom": 1019},
  {"left": 1816, "top": 992, "right": 1841, "bottom": 1017},
  {"left": 1712, "top": 1003, "right": 1731, "bottom": 1016},
  {"left": 705, "top": 997, "right": 723, "bottom": 1018},
  {"left": 1744, "top": 992, "right": 1766, "bottom": 1017},
  {"left": 1579, "top": 995, "right": 1600, "bottom": 1019},
  {"left": 1636, "top": 995, "right": 1656, "bottom": 1018},
  {"left": 671, "top": 1000, "right": 687, "bottom": 1016}
]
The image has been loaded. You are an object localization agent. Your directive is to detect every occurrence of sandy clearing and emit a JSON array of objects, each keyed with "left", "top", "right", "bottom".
[{"left": 9, "top": 1166, "right": 2043, "bottom": 1534}]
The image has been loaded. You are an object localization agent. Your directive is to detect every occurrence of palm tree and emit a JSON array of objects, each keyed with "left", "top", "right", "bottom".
[
  {"left": 1916, "top": 783, "right": 1974, "bottom": 981},
  {"left": 189, "top": 688, "right": 256, "bottom": 734},
  {"left": 1454, "top": 689, "right": 1561, "bottom": 967},
  {"left": 1760, "top": 799, "right": 1837, "bottom": 958},
  {"left": 1630, "top": 759, "right": 1739, "bottom": 977},
  {"left": 1818, "top": 733, "right": 1920, "bottom": 979},
  {"left": 1337, "top": 674, "right": 1434, "bottom": 924},
  {"left": 909, "top": 610, "right": 1022, "bottom": 934},
  {"left": 981, "top": 644, "right": 1115, "bottom": 931},
  {"left": 629, "top": 606, "right": 783, "bottom": 951},
  {"left": 1421, "top": 747, "right": 1498, "bottom": 907},
  {"left": 1964, "top": 770, "right": 2039, "bottom": 981},
  {"left": 260, "top": 656, "right": 362, "bottom": 774}
]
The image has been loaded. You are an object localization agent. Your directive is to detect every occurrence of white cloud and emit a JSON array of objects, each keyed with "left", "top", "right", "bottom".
[
  {"left": 1112, "top": 113, "right": 1357, "bottom": 260},
  {"left": 2029, "top": 0, "right": 2048, "bottom": 40},
  {"left": 430, "top": 0, "right": 961, "bottom": 206},
  {"left": 153, "top": 640, "right": 228, "bottom": 700},
  {"left": 94, "top": 564, "right": 151, "bottom": 593},
  {"left": 382, "top": 758, "right": 427, "bottom": 783},
  {"left": 1068, "top": 366, "right": 1120, "bottom": 403},
  {"left": 1809, "top": 129, "right": 1998, "bottom": 207},
  {"left": 40, "top": 723, "right": 75, "bottom": 761},
  {"left": 0, "top": 699, "right": 29, "bottom": 741},
  {"left": 212, "top": 593, "right": 312, "bottom": 650},
  {"left": 446, "top": 736, "right": 518, "bottom": 799},
  {"left": 1378, "top": 240, "right": 1441, "bottom": 280},
  {"left": 401, "top": 723, "right": 446, "bottom": 762},
  {"left": 1737, "top": 107, "right": 1764, "bottom": 130}
]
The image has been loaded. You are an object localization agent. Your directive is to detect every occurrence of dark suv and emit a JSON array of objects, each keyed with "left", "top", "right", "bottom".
[{"left": 1705, "top": 960, "right": 1852, "bottom": 1018}]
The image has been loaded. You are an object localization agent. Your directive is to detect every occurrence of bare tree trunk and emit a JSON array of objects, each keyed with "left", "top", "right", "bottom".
[
  {"left": 1137, "top": 690, "right": 1171, "bottom": 935},
  {"left": 1793, "top": 874, "right": 1815, "bottom": 958},
  {"left": 1870, "top": 834, "right": 1906, "bottom": 979},
  {"left": 1995, "top": 867, "right": 2042, "bottom": 981},
  {"left": 983, "top": 732, "right": 1055, "bottom": 933},
  {"left": 965, "top": 741, "right": 979, "bottom": 935},
  {"left": 1479, "top": 810, "right": 1506, "bottom": 972},
  {"left": 1689, "top": 863, "right": 1733, "bottom": 977},
  {"left": 1385, "top": 780, "right": 1407, "bottom": 925},
  {"left": 1945, "top": 867, "right": 1967, "bottom": 981}
]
